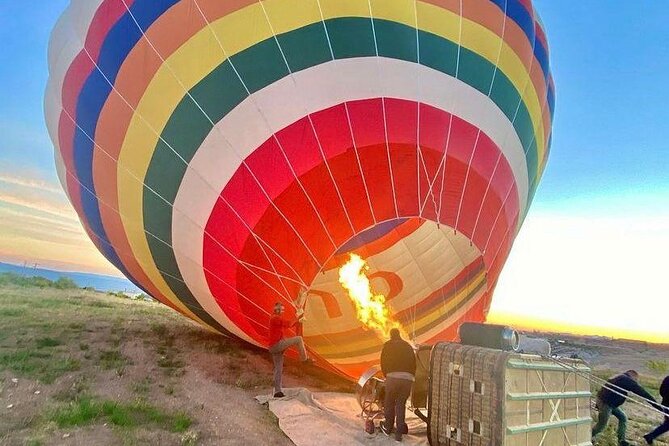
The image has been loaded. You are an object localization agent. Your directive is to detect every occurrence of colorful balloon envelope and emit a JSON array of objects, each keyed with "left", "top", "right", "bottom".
[{"left": 45, "top": 0, "right": 554, "bottom": 379}]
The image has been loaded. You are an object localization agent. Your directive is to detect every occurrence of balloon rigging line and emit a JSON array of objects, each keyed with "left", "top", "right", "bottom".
[
  {"left": 430, "top": 115, "right": 455, "bottom": 218},
  {"left": 413, "top": 0, "right": 424, "bottom": 223},
  {"left": 381, "top": 97, "right": 401, "bottom": 220},
  {"left": 487, "top": 0, "right": 509, "bottom": 101},
  {"left": 312, "top": 0, "right": 378, "bottom": 227},
  {"left": 117, "top": 0, "right": 324, "bottom": 272},
  {"left": 414, "top": 0, "right": 427, "bottom": 340},
  {"left": 454, "top": 130, "right": 484, "bottom": 232},
  {"left": 70, "top": 8, "right": 347, "bottom": 356},
  {"left": 431, "top": 0, "right": 464, "bottom": 221},
  {"left": 480, "top": 63, "right": 551, "bottom": 253},
  {"left": 435, "top": 222, "right": 472, "bottom": 336},
  {"left": 469, "top": 152, "right": 505, "bottom": 242},
  {"left": 259, "top": 0, "right": 377, "bottom": 233},
  {"left": 418, "top": 145, "right": 441, "bottom": 218},
  {"left": 60, "top": 107, "right": 300, "bottom": 308},
  {"left": 74, "top": 44, "right": 307, "bottom": 292},
  {"left": 364, "top": 0, "right": 400, "bottom": 220},
  {"left": 62, "top": 152, "right": 345, "bottom": 355},
  {"left": 454, "top": 2, "right": 508, "bottom": 236},
  {"left": 481, "top": 181, "right": 516, "bottom": 256},
  {"left": 60, "top": 166, "right": 271, "bottom": 335},
  {"left": 342, "top": 101, "right": 378, "bottom": 225},
  {"left": 546, "top": 356, "right": 669, "bottom": 418}
]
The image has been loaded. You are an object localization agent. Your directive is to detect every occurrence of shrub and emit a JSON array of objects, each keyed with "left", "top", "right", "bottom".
[{"left": 54, "top": 276, "right": 78, "bottom": 289}]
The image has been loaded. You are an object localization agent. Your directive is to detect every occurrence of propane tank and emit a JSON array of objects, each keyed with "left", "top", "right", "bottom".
[{"left": 458, "top": 322, "right": 520, "bottom": 351}]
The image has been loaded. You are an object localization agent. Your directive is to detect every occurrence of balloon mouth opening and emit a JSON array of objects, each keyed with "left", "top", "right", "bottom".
[{"left": 300, "top": 219, "right": 488, "bottom": 368}]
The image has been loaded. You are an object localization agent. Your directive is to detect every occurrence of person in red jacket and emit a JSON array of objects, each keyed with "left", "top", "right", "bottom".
[{"left": 268, "top": 300, "right": 312, "bottom": 398}]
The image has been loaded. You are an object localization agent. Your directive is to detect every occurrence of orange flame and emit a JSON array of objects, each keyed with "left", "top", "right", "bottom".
[{"left": 338, "top": 253, "right": 401, "bottom": 338}]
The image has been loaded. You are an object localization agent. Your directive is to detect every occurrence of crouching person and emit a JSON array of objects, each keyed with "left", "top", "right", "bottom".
[
  {"left": 268, "top": 301, "right": 312, "bottom": 398},
  {"left": 380, "top": 328, "right": 416, "bottom": 442},
  {"left": 592, "top": 370, "right": 657, "bottom": 446}
]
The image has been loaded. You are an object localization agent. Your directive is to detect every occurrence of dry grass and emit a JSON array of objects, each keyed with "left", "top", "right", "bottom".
[{"left": 0, "top": 285, "right": 349, "bottom": 445}]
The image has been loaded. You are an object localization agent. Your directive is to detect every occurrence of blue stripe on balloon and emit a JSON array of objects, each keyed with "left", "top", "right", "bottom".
[
  {"left": 336, "top": 218, "right": 411, "bottom": 254},
  {"left": 488, "top": 0, "right": 550, "bottom": 82},
  {"left": 78, "top": 180, "right": 138, "bottom": 280},
  {"left": 71, "top": 0, "right": 179, "bottom": 279}
]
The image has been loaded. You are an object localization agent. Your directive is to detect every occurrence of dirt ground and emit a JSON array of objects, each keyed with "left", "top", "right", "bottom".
[
  {"left": 0, "top": 285, "right": 667, "bottom": 445},
  {"left": 0, "top": 285, "right": 351, "bottom": 445}
]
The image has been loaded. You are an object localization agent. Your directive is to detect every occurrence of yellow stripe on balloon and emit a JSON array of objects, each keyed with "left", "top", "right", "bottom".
[{"left": 115, "top": 165, "right": 216, "bottom": 329}]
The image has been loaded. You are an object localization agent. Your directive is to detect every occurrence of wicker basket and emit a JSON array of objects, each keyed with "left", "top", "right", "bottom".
[{"left": 428, "top": 342, "right": 592, "bottom": 446}]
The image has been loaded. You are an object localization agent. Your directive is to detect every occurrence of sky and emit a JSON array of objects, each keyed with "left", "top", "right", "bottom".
[{"left": 0, "top": 1, "right": 667, "bottom": 342}]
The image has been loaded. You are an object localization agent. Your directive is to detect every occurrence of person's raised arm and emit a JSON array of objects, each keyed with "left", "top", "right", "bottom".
[{"left": 629, "top": 380, "right": 658, "bottom": 407}]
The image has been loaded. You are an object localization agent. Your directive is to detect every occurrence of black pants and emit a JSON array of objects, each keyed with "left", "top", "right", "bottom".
[
  {"left": 384, "top": 377, "right": 413, "bottom": 437},
  {"left": 647, "top": 416, "right": 669, "bottom": 441}
]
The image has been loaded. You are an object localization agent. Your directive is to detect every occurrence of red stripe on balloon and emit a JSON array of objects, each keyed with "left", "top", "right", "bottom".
[
  {"left": 59, "top": 0, "right": 133, "bottom": 176},
  {"left": 57, "top": 0, "right": 135, "bottom": 255}
]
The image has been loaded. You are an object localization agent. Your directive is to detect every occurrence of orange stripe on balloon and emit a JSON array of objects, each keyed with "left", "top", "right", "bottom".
[{"left": 423, "top": 0, "right": 550, "bottom": 137}]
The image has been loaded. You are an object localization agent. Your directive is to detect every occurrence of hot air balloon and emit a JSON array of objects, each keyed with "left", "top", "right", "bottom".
[{"left": 45, "top": 0, "right": 554, "bottom": 379}]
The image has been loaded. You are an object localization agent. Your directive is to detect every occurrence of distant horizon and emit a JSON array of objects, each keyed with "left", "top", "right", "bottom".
[
  {"left": 2, "top": 258, "right": 666, "bottom": 346},
  {"left": 0, "top": 260, "right": 140, "bottom": 293},
  {"left": 0, "top": 259, "right": 126, "bottom": 280}
]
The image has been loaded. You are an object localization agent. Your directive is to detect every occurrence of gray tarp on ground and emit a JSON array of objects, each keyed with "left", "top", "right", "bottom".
[{"left": 256, "top": 388, "right": 429, "bottom": 446}]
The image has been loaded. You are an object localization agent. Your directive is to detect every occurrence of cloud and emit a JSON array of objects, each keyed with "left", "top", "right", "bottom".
[
  {"left": 0, "top": 191, "right": 78, "bottom": 221},
  {"left": 0, "top": 221, "right": 88, "bottom": 247},
  {"left": 0, "top": 172, "right": 62, "bottom": 193},
  {"left": 0, "top": 230, "right": 121, "bottom": 277},
  {"left": 0, "top": 205, "right": 82, "bottom": 236}
]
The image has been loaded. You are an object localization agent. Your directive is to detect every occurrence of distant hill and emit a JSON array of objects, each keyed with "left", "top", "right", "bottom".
[{"left": 0, "top": 262, "right": 141, "bottom": 293}]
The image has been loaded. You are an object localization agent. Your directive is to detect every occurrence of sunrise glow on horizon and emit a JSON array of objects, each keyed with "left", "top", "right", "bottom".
[{"left": 1, "top": 1, "right": 668, "bottom": 345}]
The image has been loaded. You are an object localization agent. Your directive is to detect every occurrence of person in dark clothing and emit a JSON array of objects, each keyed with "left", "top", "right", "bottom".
[
  {"left": 644, "top": 375, "right": 669, "bottom": 444},
  {"left": 379, "top": 328, "right": 416, "bottom": 442},
  {"left": 592, "top": 370, "right": 657, "bottom": 445}
]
